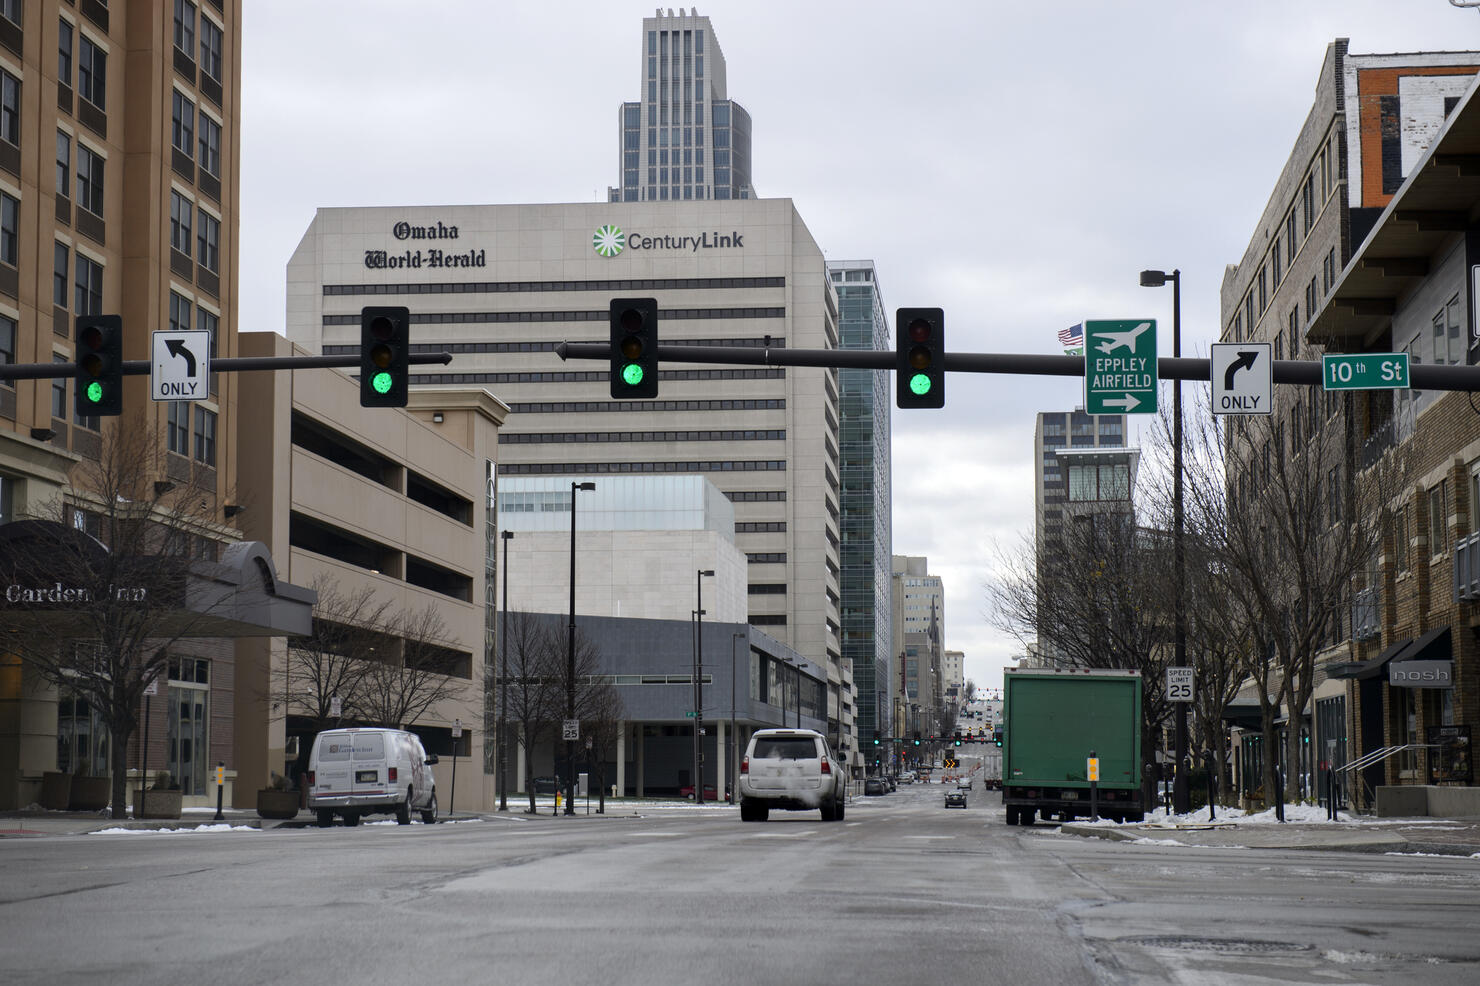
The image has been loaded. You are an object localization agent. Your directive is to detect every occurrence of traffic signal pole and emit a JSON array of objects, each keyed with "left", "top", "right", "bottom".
[
  {"left": 0, "top": 351, "right": 452, "bottom": 384},
  {"left": 555, "top": 341, "right": 1480, "bottom": 392}
]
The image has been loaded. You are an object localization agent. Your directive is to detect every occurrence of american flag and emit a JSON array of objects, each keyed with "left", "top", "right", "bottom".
[{"left": 1058, "top": 323, "right": 1084, "bottom": 354}]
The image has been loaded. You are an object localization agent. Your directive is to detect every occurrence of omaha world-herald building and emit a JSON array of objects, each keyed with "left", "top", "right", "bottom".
[{"left": 284, "top": 199, "right": 848, "bottom": 741}]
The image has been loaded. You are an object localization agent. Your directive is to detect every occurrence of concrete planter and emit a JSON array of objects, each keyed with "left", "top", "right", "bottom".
[
  {"left": 255, "top": 789, "right": 300, "bottom": 819},
  {"left": 68, "top": 776, "right": 110, "bottom": 812},
  {"left": 40, "top": 771, "right": 72, "bottom": 810},
  {"left": 137, "top": 789, "right": 182, "bottom": 819}
]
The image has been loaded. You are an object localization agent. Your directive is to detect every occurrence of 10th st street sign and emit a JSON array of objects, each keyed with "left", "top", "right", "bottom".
[{"left": 1084, "top": 319, "right": 1158, "bottom": 414}]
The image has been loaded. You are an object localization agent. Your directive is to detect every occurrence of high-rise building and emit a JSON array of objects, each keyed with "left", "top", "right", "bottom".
[
  {"left": 609, "top": 8, "right": 753, "bottom": 203},
  {"left": 828, "top": 260, "right": 892, "bottom": 752},
  {"left": 891, "top": 555, "right": 943, "bottom": 735}
]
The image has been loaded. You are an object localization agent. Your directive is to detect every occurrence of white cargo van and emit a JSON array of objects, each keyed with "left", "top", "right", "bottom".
[{"left": 307, "top": 727, "right": 439, "bottom": 827}]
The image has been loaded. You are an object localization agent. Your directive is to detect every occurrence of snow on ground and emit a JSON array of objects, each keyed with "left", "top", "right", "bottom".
[
  {"left": 1076, "top": 803, "right": 1471, "bottom": 828},
  {"left": 90, "top": 823, "right": 259, "bottom": 835}
]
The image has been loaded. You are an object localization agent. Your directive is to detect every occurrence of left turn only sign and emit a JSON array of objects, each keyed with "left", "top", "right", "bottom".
[{"left": 151, "top": 330, "right": 211, "bottom": 401}]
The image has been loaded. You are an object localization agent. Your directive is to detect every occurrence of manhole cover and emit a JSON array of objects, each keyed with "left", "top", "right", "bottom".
[{"left": 1121, "top": 936, "right": 1314, "bottom": 955}]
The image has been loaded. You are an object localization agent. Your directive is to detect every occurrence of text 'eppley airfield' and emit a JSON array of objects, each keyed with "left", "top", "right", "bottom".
[{"left": 1084, "top": 319, "right": 1158, "bottom": 414}]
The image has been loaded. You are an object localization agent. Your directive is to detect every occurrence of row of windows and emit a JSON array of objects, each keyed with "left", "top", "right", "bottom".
[
  {"left": 748, "top": 614, "right": 787, "bottom": 626},
  {"left": 735, "top": 522, "right": 787, "bottom": 532},
  {"left": 171, "top": 89, "right": 223, "bottom": 179},
  {"left": 747, "top": 553, "right": 787, "bottom": 564},
  {"left": 725, "top": 490, "right": 786, "bottom": 502},
  {"left": 500, "top": 460, "right": 787, "bottom": 475},
  {"left": 56, "top": 130, "right": 104, "bottom": 219},
  {"left": 500, "top": 429, "right": 784, "bottom": 445},
  {"left": 748, "top": 583, "right": 787, "bottom": 595},
  {"left": 173, "top": 0, "right": 225, "bottom": 89},
  {"left": 168, "top": 189, "right": 221, "bottom": 272},
  {"left": 506, "top": 398, "right": 785, "bottom": 414},
  {"left": 323, "top": 276, "right": 785, "bottom": 296},
  {"left": 165, "top": 400, "right": 217, "bottom": 467},
  {"left": 324, "top": 308, "right": 783, "bottom": 327},
  {"left": 408, "top": 368, "right": 785, "bottom": 386},
  {"left": 52, "top": 241, "right": 102, "bottom": 313},
  {"left": 58, "top": 18, "right": 107, "bottom": 111}
]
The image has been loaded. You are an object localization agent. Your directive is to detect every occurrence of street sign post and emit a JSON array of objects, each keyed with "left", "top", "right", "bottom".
[
  {"left": 150, "top": 330, "right": 211, "bottom": 401},
  {"left": 1084, "top": 319, "right": 1158, "bottom": 414},
  {"left": 1211, "top": 342, "right": 1272, "bottom": 415},
  {"left": 1322, "top": 353, "right": 1409, "bottom": 391},
  {"left": 1166, "top": 667, "right": 1194, "bottom": 703}
]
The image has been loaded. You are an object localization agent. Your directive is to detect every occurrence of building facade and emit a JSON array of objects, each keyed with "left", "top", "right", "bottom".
[
  {"left": 284, "top": 197, "right": 849, "bottom": 752},
  {"left": 609, "top": 7, "right": 753, "bottom": 203},
  {"left": 828, "top": 260, "right": 892, "bottom": 755},
  {"left": 0, "top": 1, "right": 256, "bottom": 809}
]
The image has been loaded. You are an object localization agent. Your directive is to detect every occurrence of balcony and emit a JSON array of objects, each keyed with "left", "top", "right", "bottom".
[
  {"left": 1351, "top": 586, "right": 1380, "bottom": 641},
  {"left": 1359, "top": 416, "right": 1397, "bottom": 472}
]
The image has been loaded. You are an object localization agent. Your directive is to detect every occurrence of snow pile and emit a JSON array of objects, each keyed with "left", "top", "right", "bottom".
[{"left": 90, "top": 823, "right": 259, "bottom": 835}]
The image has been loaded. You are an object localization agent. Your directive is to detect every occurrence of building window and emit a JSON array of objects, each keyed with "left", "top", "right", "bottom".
[
  {"left": 76, "top": 143, "right": 103, "bottom": 216},
  {"left": 167, "top": 401, "right": 189, "bottom": 455},
  {"left": 59, "top": 18, "right": 73, "bottom": 85},
  {"left": 51, "top": 355, "right": 67, "bottom": 419},
  {"left": 199, "top": 16, "right": 223, "bottom": 85},
  {"left": 74, "top": 252, "right": 101, "bottom": 314},
  {"left": 167, "top": 657, "right": 209, "bottom": 796},
  {"left": 53, "top": 242, "right": 68, "bottom": 307},
  {"left": 196, "top": 210, "right": 219, "bottom": 272},
  {"left": 57, "top": 689, "right": 109, "bottom": 777},
  {"left": 1434, "top": 294, "right": 1462, "bottom": 366},
  {"left": 1429, "top": 481, "right": 1448, "bottom": 556},
  {"left": 170, "top": 191, "right": 192, "bottom": 256},
  {"left": 0, "top": 312, "right": 13, "bottom": 369},
  {"left": 1393, "top": 506, "right": 1408, "bottom": 574},
  {"left": 56, "top": 130, "right": 69, "bottom": 196},
  {"left": 78, "top": 35, "right": 106, "bottom": 110},
  {"left": 193, "top": 406, "right": 216, "bottom": 466},
  {"left": 198, "top": 113, "right": 220, "bottom": 178},
  {"left": 0, "top": 192, "right": 16, "bottom": 267},
  {"left": 173, "top": 0, "right": 196, "bottom": 56},
  {"left": 0, "top": 69, "right": 18, "bottom": 146},
  {"left": 171, "top": 90, "right": 194, "bottom": 159},
  {"left": 169, "top": 291, "right": 192, "bottom": 333}
]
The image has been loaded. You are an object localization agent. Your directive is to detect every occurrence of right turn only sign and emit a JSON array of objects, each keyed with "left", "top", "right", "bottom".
[{"left": 1210, "top": 342, "right": 1272, "bottom": 416}]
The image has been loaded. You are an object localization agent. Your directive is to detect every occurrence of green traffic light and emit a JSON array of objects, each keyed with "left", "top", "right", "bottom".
[
  {"left": 371, "top": 371, "right": 393, "bottom": 394},
  {"left": 909, "top": 373, "right": 932, "bottom": 396},
  {"left": 86, "top": 381, "right": 103, "bottom": 404},
  {"left": 622, "top": 363, "right": 645, "bottom": 386}
]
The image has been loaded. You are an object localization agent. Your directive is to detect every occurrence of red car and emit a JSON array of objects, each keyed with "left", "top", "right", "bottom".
[{"left": 679, "top": 784, "right": 726, "bottom": 801}]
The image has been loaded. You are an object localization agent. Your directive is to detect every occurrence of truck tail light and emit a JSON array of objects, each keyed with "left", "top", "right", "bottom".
[
  {"left": 740, "top": 756, "right": 749, "bottom": 775},
  {"left": 387, "top": 767, "right": 398, "bottom": 782},
  {"left": 820, "top": 758, "right": 831, "bottom": 774},
  {"left": 306, "top": 770, "right": 315, "bottom": 786}
]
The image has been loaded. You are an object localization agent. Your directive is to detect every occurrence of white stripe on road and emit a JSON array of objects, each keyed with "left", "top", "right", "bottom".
[{"left": 901, "top": 835, "right": 956, "bottom": 840}]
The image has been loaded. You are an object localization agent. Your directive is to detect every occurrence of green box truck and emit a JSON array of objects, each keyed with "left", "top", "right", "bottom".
[{"left": 1001, "top": 668, "right": 1143, "bottom": 825}]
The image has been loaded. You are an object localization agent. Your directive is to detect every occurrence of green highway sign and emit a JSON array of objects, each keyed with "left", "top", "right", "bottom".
[
  {"left": 685, "top": 711, "right": 698, "bottom": 718},
  {"left": 1322, "top": 353, "right": 1409, "bottom": 391},
  {"left": 1084, "top": 319, "right": 1158, "bottom": 414}
]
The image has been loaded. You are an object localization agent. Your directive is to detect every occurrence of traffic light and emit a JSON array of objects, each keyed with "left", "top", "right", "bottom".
[
  {"left": 609, "top": 297, "right": 658, "bottom": 399},
  {"left": 912, "top": 732, "right": 921, "bottom": 746},
  {"left": 359, "top": 306, "right": 410, "bottom": 407},
  {"left": 953, "top": 732, "right": 962, "bottom": 747},
  {"left": 75, "top": 315, "right": 123, "bottom": 416},
  {"left": 993, "top": 727, "right": 1003, "bottom": 748},
  {"left": 872, "top": 730, "right": 880, "bottom": 746},
  {"left": 895, "top": 307, "right": 944, "bottom": 409}
]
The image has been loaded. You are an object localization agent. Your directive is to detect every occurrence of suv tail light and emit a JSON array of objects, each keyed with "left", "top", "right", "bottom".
[
  {"left": 740, "top": 756, "right": 749, "bottom": 775},
  {"left": 388, "top": 767, "right": 398, "bottom": 782},
  {"left": 820, "top": 758, "right": 831, "bottom": 774}
]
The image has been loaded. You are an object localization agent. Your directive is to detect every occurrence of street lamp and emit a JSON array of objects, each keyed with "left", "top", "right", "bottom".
[
  {"left": 1140, "top": 267, "right": 1189, "bottom": 815},
  {"left": 692, "top": 569, "right": 714, "bottom": 803},
  {"left": 499, "top": 529, "right": 513, "bottom": 812},
  {"left": 565, "top": 480, "right": 595, "bottom": 816},
  {"left": 731, "top": 630, "right": 745, "bottom": 803}
]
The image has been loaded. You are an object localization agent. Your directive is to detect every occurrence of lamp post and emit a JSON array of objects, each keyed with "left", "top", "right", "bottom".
[
  {"left": 731, "top": 630, "right": 745, "bottom": 803},
  {"left": 692, "top": 569, "right": 714, "bottom": 802},
  {"left": 1140, "top": 267, "right": 1189, "bottom": 814},
  {"left": 566, "top": 480, "right": 595, "bottom": 816},
  {"left": 498, "top": 529, "right": 513, "bottom": 811}
]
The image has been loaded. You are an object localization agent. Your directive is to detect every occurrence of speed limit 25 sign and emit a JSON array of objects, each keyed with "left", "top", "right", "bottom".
[{"left": 1166, "top": 667, "right": 1194, "bottom": 703}]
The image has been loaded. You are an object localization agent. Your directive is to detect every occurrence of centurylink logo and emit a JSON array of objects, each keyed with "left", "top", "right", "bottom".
[{"left": 593, "top": 225, "right": 626, "bottom": 257}]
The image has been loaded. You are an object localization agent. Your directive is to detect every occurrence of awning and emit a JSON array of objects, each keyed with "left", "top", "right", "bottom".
[
  {"left": 1221, "top": 702, "right": 1263, "bottom": 729},
  {"left": 1349, "top": 635, "right": 1416, "bottom": 681},
  {"left": 1396, "top": 626, "right": 1451, "bottom": 666}
]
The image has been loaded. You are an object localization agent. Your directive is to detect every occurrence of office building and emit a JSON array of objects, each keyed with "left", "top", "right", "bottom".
[
  {"left": 828, "top": 260, "right": 892, "bottom": 753},
  {"left": 285, "top": 197, "right": 848, "bottom": 751},
  {"left": 609, "top": 7, "right": 753, "bottom": 203}
]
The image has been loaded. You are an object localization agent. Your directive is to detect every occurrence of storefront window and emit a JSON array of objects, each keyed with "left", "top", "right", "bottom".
[
  {"left": 57, "top": 689, "right": 109, "bottom": 776},
  {"left": 168, "top": 657, "right": 209, "bottom": 795}
]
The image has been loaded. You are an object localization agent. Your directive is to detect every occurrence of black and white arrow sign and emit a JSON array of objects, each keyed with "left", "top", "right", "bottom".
[
  {"left": 151, "top": 330, "right": 212, "bottom": 401},
  {"left": 1210, "top": 342, "right": 1272, "bottom": 416}
]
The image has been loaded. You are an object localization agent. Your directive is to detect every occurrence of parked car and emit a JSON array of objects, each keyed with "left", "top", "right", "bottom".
[
  {"left": 307, "top": 727, "right": 439, "bottom": 827},
  {"left": 738, "top": 728, "right": 847, "bottom": 822},
  {"left": 864, "top": 777, "right": 887, "bottom": 796},
  {"left": 679, "top": 783, "right": 724, "bottom": 801},
  {"left": 944, "top": 790, "right": 968, "bottom": 809}
]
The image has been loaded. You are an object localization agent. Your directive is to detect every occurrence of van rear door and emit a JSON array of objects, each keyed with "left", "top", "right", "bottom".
[
  {"left": 349, "top": 731, "right": 388, "bottom": 794},
  {"left": 313, "top": 733, "right": 355, "bottom": 796}
]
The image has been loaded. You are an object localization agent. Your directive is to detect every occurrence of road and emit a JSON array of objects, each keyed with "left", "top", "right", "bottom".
[{"left": 1, "top": 781, "right": 1476, "bottom": 985}]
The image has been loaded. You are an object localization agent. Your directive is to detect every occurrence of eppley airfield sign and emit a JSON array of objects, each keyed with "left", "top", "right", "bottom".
[{"left": 1084, "top": 319, "right": 1158, "bottom": 415}]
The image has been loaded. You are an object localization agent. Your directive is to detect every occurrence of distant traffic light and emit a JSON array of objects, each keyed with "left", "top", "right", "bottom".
[
  {"left": 993, "top": 727, "right": 1003, "bottom": 748},
  {"left": 895, "top": 307, "right": 944, "bottom": 409},
  {"left": 953, "top": 732, "right": 962, "bottom": 747},
  {"left": 872, "top": 730, "right": 880, "bottom": 747},
  {"left": 359, "top": 306, "right": 410, "bottom": 407},
  {"left": 912, "top": 732, "right": 921, "bottom": 746},
  {"left": 610, "top": 297, "right": 659, "bottom": 399},
  {"left": 75, "top": 315, "right": 123, "bottom": 416}
]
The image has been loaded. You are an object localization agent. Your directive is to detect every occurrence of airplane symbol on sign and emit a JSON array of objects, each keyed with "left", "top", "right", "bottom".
[{"left": 1093, "top": 322, "right": 1152, "bottom": 354}]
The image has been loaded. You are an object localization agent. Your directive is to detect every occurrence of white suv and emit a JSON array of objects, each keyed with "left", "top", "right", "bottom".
[{"left": 738, "top": 728, "right": 846, "bottom": 822}]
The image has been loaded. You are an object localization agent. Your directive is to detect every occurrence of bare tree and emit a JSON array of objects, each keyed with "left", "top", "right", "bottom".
[
  {"left": 0, "top": 417, "right": 226, "bottom": 818},
  {"left": 502, "top": 611, "right": 561, "bottom": 813},
  {"left": 354, "top": 602, "right": 468, "bottom": 729}
]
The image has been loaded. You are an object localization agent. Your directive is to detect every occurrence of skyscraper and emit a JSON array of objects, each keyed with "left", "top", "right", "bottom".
[
  {"left": 829, "top": 261, "right": 892, "bottom": 753},
  {"left": 609, "top": 8, "right": 753, "bottom": 203}
]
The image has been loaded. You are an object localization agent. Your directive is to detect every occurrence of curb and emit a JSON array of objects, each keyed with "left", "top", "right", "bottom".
[{"left": 1057, "top": 822, "right": 1480, "bottom": 857}]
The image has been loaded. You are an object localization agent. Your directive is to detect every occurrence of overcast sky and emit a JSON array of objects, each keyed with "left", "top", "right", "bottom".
[{"left": 240, "top": 0, "right": 1478, "bottom": 694}]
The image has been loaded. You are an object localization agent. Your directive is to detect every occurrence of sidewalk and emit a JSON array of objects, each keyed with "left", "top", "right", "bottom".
[{"left": 1058, "top": 804, "right": 1480, "bottom": 857}]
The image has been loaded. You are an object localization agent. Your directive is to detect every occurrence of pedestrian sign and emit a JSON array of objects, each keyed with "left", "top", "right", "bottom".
[{"left": 1084, "top": 319, "right": 1158, "bottom": 415}]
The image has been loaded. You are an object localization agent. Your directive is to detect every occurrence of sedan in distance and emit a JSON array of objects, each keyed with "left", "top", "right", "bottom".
[
  {"left": 864, "top": 777, "right": 888, "bottom": 796},
  {"left": 944, "top": 790, "right": 968, "bottom": 809}
]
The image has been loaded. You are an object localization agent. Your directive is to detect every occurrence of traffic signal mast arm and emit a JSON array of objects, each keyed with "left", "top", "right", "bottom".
[
  {"left": 0, "top": 351, "right": 453, "bottom": 383},
  {"left": 556, "top": 341, "right": 1480, "bottom": 392}
]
